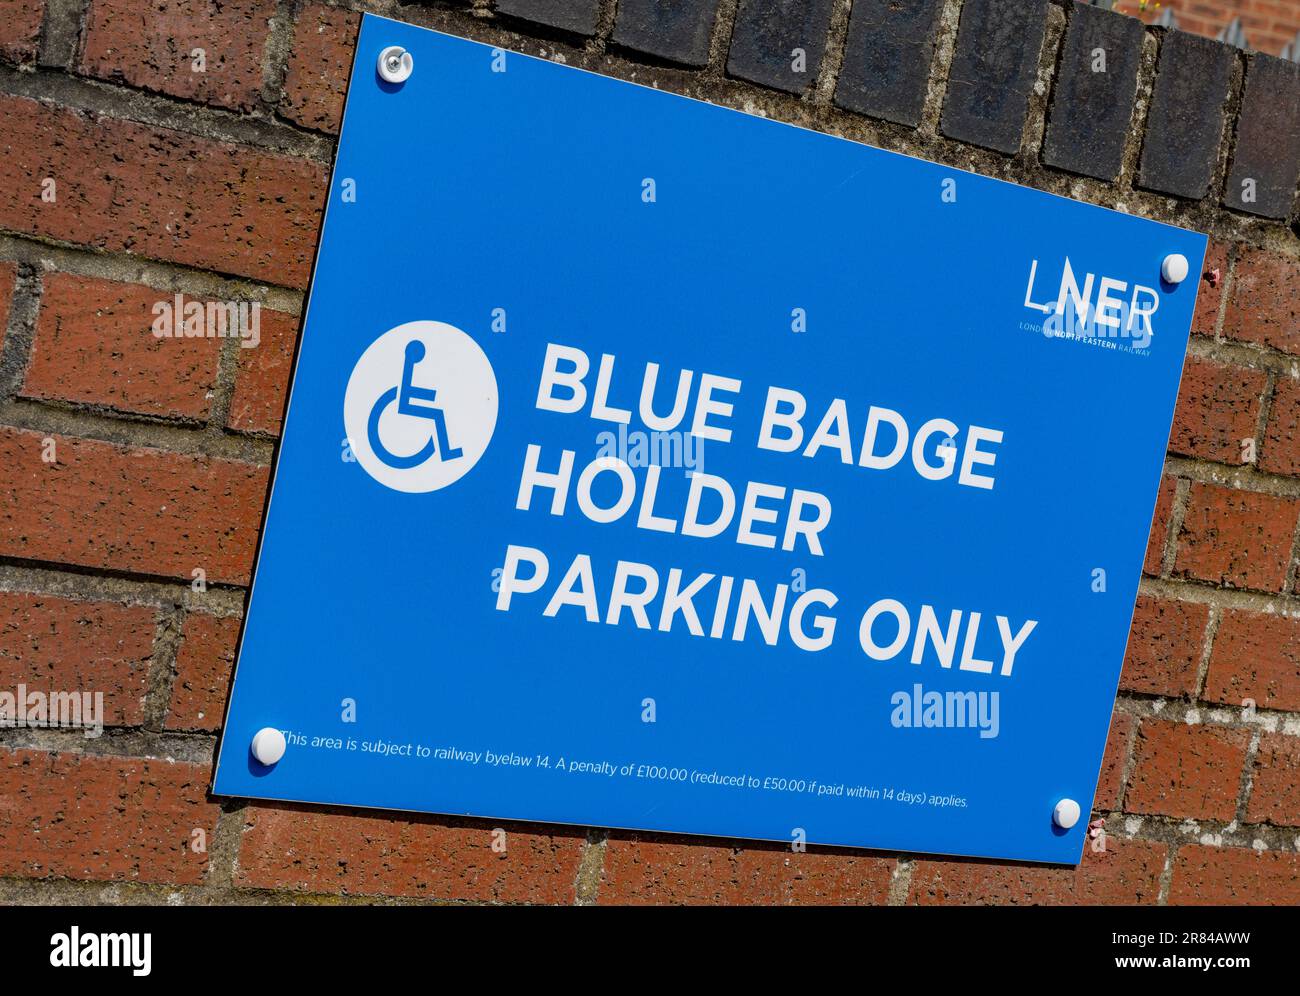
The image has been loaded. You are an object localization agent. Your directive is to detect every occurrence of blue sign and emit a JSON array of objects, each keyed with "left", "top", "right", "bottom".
[{"left": 214, "top": 14, "right": 1205, "bottom": 864}]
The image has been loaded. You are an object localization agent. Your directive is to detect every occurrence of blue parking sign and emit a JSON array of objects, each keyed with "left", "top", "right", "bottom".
[{"left": 213, "top": 14, "right": 1206, "bottom": 864}]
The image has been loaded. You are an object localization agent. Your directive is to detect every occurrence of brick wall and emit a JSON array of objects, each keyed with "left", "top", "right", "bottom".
[
  {"left": 1131, "top": 0, "right": 1300, "bottom": 58},
  {"left": 0, "top": 0, "right": 1297, "bottom": 906}
]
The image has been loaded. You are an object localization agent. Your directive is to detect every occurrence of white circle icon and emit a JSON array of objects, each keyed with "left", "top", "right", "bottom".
[{"left": 343, "top": 321, "right": 498, "bottom": 493}]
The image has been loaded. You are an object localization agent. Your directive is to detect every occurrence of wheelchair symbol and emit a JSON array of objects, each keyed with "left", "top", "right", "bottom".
[{"left": 367, "top": 339, "right": 463, "bottom": 470}]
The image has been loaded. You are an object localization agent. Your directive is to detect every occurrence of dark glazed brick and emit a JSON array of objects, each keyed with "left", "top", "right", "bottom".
[
  {"left": 1138, "top": 31, "right": 1233, "bottom": 200},
  {"left": 727, "top": 0, "right": 834, "bottom": 95},
  {"left": 614, "top": 0, "right": 721, "bottom": 67},
  {"left": 1225, "top": 55, "right": 1300, "bottom": 220},
  {"left": 494, "top": 0, "right": 599, "bottom": 37},
  {"left": 834, "top": 0, "right": 944, "bottom": 127},
  {"left": 940, "top": 0, "right": 1048, "bottom": 154},
  {"left": 1042, "top": 4, "right": 1142, "bottom": 181}
]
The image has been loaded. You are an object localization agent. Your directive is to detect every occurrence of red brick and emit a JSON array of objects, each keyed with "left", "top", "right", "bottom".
[
  {"left": 0, "top": 0, "right": 42, "bottom": 63},
  {"left": 1143, "top": 476, "right": 1176, "bottom": 576},
  {"left": 1126, "top": 719, "right": 1249, "bottom": 821},
  {"left": 0, "top": 427, "right": 268, "bottom": 585},
  {"left": 1095, "top": 710, "right": 1134, "bottom": 811},
  {"left": 598, "top": 834, "right": 895, "bottom": 904},
  {"left": 1246, "top": 733, "right": 1300, "bottom": 827},
  {"left": 228, "top": 308, "right": 299, "bottom": 435},
  {"left": 1169, "top": 844, "right": 1300, "bottom": 905},
  {"left": 24, "top": 274, "right": 222, "bottom": 420},
  {"left": 908, "top": 837, "right": 1166, "bottom": 905},
  {"left": 1168, "top": 357, "right": 1265, "bottom": 463},
  {"left": 81, "top": 0, "right": 274, "bottom": 113},
  {"left": 1260, "top": 376, "right": 1300, "bottom": 476},
  {"left": 1223, "top": 246, "right": 1300, "bottom": 355},
  {"left": 236, "top": 804, "right": 585, "bottom": 902},
  {"left": 0, "top": 591, "right": 155, "bottom": 728},
  {"left": 1173, "top": 482, "right": 1298, "bottom": 592},
  {"left": 281, "top": 4, "right": 360, "bottom": 133},
  {"left": 0, "top": 749, "right": 219, "bottom": 884},
  {"left": 1191, "top": 239, "right": 1228, "bottom": 337},
  {"left": 167, "top": 612, "right": 238, "bottom": 732},
  {"left": 1120, "top": 596, "right": 1208, "bottom": 697},
  {"left": 0, "top": 95, "right": 325, "bottom": 288},
  {"left": 1204, "top": 608, "right": 1300, "bottom": 712}
]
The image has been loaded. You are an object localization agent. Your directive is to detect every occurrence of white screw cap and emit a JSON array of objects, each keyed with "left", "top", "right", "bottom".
[
  {"left": 1161, "top": 253, "right": 1189, "bottom": 284},
  {"left": 1053, "top": 798, "right": 1082, "bottom": 829},
  {"left": 251, "top": 727, "right": 287, "bottom": 766},
  {"left": 377, "top": 45, "right": 413, "bottom": 84}
]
